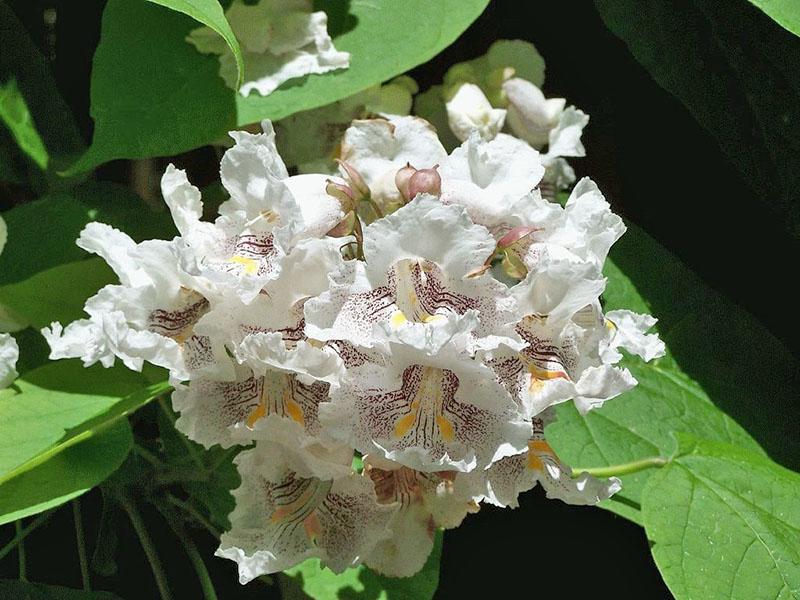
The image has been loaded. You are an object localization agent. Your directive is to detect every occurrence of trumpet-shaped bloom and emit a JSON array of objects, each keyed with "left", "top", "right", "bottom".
[
  {"left": 478, "top": 410, "right": 621, "bottom": 508},
  {"left": 363, "top": 455, "right": 480, "bottom": 577},
  {"left": 304, "top": 196, "right": 518, "bottom": 350},
  {"left": 217, "top": 441, "right": 393, "bottom": 580},
  {"left": 320, "top": 335, "right": 530, "bottom": 473},
  {"left": 187, "top": 0, "right": 349, "bottom": 97}
]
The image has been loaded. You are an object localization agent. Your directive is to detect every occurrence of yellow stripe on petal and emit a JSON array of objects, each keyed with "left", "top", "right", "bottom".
[
  {"left": 394, "top": 411, "right": 417, "bottom": 438},
  {"left": 390, "top": 311, "right": 408, "bottom": 328},
  {"left": 303, "top": 512, "right": 323, "bottom": 545},
  {"left": 285, "top": 397, "right": 306, "bottom": 426},
  {"left": 246, "top": 401, "right": 266, "bottom": 428},
  {"left": 436, "top": 415, "right": 456, "bottom": 441}
]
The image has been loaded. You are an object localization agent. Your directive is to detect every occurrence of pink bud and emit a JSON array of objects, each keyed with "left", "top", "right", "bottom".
[
  {"left": 497, "top": 226, "right": 541, "bottom": 249},
  {"left": 336, "top": 159, "right": 370, "bottom": 199},
  {"left": 407, "top": 164, "right": 442, "bottom": 200},
  {"left": 395, "top": 162, "right": 417, "bottom": 201},
  {"left": 327, "top": 211, "right": 357, "bottom": 238}
]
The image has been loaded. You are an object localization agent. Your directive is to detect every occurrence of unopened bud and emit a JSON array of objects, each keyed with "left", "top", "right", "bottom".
[
  {"left": 501, "top": 249, "right": 528, "bottom": 280},
  {"left": 327, "top": 211, "right": 357, "bottom": 238},
  {"left": 394, "top": 162, "right": 417, "bottom": 201},
  {"left": 325, "top": 180, "right": 356, "bottom": 213},
  {"left": 497, "top": 226, "right": 540, "bottom": 249},
  {"left": 407, "top": 165, "right": 442, "bottom": 200},
  {"left": 336, "top": 159, "right": 370, "bottom": 200}
]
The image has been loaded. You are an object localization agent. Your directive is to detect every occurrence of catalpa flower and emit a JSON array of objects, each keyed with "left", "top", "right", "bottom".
[
  {"left": 217, "top": 441, "right": 393, "bottom": 580},
  {"left": 187, "top": 0, "right": 349, "bottom": 97},
  {"left": 0, "top": 333, "right": 18, "bottom": 389},
  {"left": 476, "top": 409, "right": 621, "bottom": 508},
  {"left": 363, "top": 455, "right": 480, "bottom": 577}
]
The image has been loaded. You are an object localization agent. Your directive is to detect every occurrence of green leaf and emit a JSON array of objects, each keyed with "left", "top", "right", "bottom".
[
  {"left": 0, "top": 258, "right": 116, "bottom": 329},
  {"left": 282, "top": 532, "right": 442, "bottom": 600},
  {"left": 0, "top": 0, "right": 84, "bottom": 181},
  {"left": 0, "top": 580, "right": 123, "bottom": 600},
  {"left": 67, "top": 0, "right": 489, "bottom": 174},
  {"left": 642, "top": 435, "right": 800, "bottom": 600},
  {"left": 547, "top": 222, "right": 798, "bottom": 522},
  {"left": 0, "top": 421, "right": 132, "bottom": 525},
  {"left": 0, "top": 182, "right": 175, "bottom": 286},
  {"left": 146, "top": 0, "right": 245, "bottom": 89},
  {"left": 0, "top": 361, "right": 171, "bottom": 523},
  {"left": 0, "top": 79, "right": 48, "bottom": 170},
  {"left": 594, "top": 0, "right": 800, "bottom": 234},
  {"left": 747, "top": 0, "right": 800, "bottom": 37}
]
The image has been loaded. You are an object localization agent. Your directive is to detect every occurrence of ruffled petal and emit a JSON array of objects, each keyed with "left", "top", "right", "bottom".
[{"left": 0, "top": 333, "right": 19, "bottom": 389}]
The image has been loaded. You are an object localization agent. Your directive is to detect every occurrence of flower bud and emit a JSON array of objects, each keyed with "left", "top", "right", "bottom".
[
  {"left": 336, "top": 159, "right": 370, "bottom": 200},
  {"left": 394, "top": 162, "right": 417, "bottom": 201},
  {"left": 407, "top": 165, "right": 442, "bottom": 200},
  {"left": 327, "top": 210, "right": 357, "bottom": 238},
  {"left": 497, "top": 226, "right": 540, "bottom": 249},
  {"left": 325, "top": 179, "right": 356, "bottom": 214}
]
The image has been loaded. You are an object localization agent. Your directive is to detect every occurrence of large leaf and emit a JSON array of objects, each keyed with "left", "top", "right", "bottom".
[
  {"left": 0, "top": 360, "right": 171, "bottom": 523},
  {"left": 0, "top": 580, "right": 123, "bottom": 600},
  {"left": 747, "top": 0, "right": 800, "bottom": 37},
  {"left": 282, "top": 532, "right": 443, "bottom": 600},
  {"left": 147, "top": 0, "right": 245, "bottom": 89},
  {"left": 642, "top": 435, "right": 800, "bottom": 600},
  {"left": 547, "top": 222, "right": 799, "bottom": 522},
  {"left": 67, "top": 0, "right": 489, "bottom": 173},
  {"left": 0, "top": 258, "right": 116, "bottom": 328},
  {"left": 0, "top": 182, "right": 175, "bottom": 286},
  {"left": 0, "top": 421, "right": 132, "bottom": 525},
  {"left": 594, "top": 0, "right": 800, "bottom": 235}
]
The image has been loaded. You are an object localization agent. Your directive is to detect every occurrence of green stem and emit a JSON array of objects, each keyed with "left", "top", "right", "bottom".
[
  {"left": 15, "top": 521, "right": 26, "bottom": 581},
  {"left": 72, "top": 500, "right": 90, "bottom": 591},
  {"left": 0, "top": 511, "right": 53, "bottom": 562},
  {"left": 572, "top": 456, "right": 668, "bottom": 479},
  {"left": 165, "top": 495, "right": 220, "bottom": 538},
  {"left": 120, "top": 497, "right": 173, "bottom": 600},
  {"left": 166, "top": 518, "right": 218, "bottom": 600},
  {"left": 364, "top": 196, "right": 384, "bottom": 220}
]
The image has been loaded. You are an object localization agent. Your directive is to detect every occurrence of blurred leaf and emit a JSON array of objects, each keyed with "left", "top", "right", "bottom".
[
  {"left": 747, "top": 0, "right": 800, "bottom": 37},
  {"left": 0, "top": 421, "right": 132, "bottom": 525},
  {"left": 0, "top": 78, "right": 48, "bottom": 169},
  {"left": 282, "top": 532, "right": 442, "bottom": 600},
  {"left": 0, "top": 258, "right": 115, "bottom": 328},
  {"left": 548, "top": 222, "right": 799, "bottom": 522},
  {"left": 0, "top": 182, "right": 175, "bottom": 286},
  {"left": 147, "top": 0, "right": 245, "bottom": 89},
  {"left": 0, "top": 0, "right": 84, "bottom": 182},
  {"left": 67, "top": 0, "right": 489, "bottom": 173},
  {"left": 0, "top": 580, "right": 123, "bottom": 599},
  {"left": 642, "top": 435, "right": 800, "bottom": 600},
  {"left": 594, "top": 0, "right": 800, "bottom": 234}
]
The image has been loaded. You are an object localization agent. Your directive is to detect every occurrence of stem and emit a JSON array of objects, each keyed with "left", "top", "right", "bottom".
[
  {"left": 72, "top": 500, "right": 90, "bottom": 591},
  {"left": 165, "top": 495, "right": 220, "bottom": 538},
  {"left": 364, "top": 196, "right": 384, "bottom": 220},
  {"left": 166, "top": 518, "right": 218, "bottom": 600},
  {"left": 120, "top": 497, "right": 173, "bottom": 600},
  {"left": 15, "top": 521, "right": 26, "bottom": 581},
  {"left": 0, "top": 511, "right": 53, "bottom": 561},
  {"left": 571, "top": 456, "right": 668, "bottom": 479}
]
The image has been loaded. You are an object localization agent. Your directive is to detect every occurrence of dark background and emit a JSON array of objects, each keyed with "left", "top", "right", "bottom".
[{"left": 3, "top": 0, "right": 799, "bottom": 598}]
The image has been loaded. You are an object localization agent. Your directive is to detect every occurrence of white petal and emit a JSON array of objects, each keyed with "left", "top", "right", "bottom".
[
  {"left": 604, "top": 309, "right": 666, "bottom": 363},
  {"left": 502, "top": 78, "right": 564, "bottom": 149},
  {"left": 161, "top": 165, "right": 203, "bottom": 237},
  {"left": 546, "top": 106, "right": 589, "bottom": 158},
  {"left": 445, "top": 83, "right": 506, "bottom": 143},
  {"left": 0, "top": 333, "right": 19, "bottom": 388}
]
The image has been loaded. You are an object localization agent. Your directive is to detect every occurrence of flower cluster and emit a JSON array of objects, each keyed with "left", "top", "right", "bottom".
[{"left": 44, "top": 45, "right": 664, "bottom": 581}]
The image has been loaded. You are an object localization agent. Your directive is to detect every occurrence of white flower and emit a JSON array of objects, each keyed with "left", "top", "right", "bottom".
[
  {"left": 0, "top": 333, "right": 18, "bottom": 389},
  {"left": 320, "top": 334, "right": 530, "bottom": 473},
  {"left": 477, "top": 409, "right": 621, "bottom": 508},
  {"left": 304, "top": 196, "right": 518, "bottom": 351},
  {"left": 216, "top": 441, "right": 393, "bottom": 580},
  {"left": 445, "top": 83, "right": 506, "bottom": 143},
  {"left": 187, "top": 0, "right": 349, "bottom": 97},
  {"left": 362, "top": 454, "right": 480, "bottom": 577},
  {"left": 603, "top": 309, "right": 666, "bottom": 363},
  {"left": 503, "top": 77, "right": 567, "bottom": 150}
]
